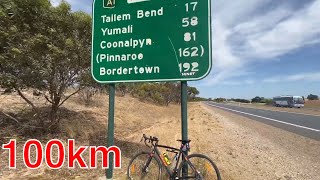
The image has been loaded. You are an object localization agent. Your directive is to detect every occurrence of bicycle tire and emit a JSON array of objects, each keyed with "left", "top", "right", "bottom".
[
  {"left": 127, "top": 152, "right": 162, "bottom": 180},
  {"left": 177, "top": 154, "right": 221, "bottom": 180}
]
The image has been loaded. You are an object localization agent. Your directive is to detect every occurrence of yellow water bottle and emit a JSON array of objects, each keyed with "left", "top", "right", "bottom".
[{"left": 163, "top": 153, "right": 171, "bottom": 165}]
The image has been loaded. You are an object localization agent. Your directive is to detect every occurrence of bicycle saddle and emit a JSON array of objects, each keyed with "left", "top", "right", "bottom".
[{"left": 176, "top": 139, "right": 191, "bottom": 143}]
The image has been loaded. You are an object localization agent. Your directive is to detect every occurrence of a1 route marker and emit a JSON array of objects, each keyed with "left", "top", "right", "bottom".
[{"left": 92, "top": 0, "right": 212, "bottom": 83}]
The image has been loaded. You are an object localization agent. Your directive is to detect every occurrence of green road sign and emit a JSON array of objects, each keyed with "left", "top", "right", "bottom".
[{"left": 92, "top": 0, "right": 212, "bottom": 83}]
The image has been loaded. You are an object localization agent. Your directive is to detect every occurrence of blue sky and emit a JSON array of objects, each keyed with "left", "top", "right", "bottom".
[{"left": 50, "top": 0, "right": 320, "bottom": 99}]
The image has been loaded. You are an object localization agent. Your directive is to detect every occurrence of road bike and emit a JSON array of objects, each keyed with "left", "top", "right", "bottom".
[{"left": 127, "top": 134, "right": 221, "bottom": 180}]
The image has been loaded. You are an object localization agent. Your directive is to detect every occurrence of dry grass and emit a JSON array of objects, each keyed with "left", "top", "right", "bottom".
[
  {"left": 1, "top": 92, "right": 222, "bottom": 179},
  {"left": 305, "top": 100, "right": 320, "bottom": 108},
  {"left": 1, "top": 92, "right": 319, "bottom": 179}
]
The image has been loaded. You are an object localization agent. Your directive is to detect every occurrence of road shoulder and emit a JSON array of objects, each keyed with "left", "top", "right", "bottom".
[{"left": 202, "top": 103, "right": 320, "bottom": 180}]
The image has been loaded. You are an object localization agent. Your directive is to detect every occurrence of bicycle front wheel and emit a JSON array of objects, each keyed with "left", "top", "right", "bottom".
[
  {"left": 178, "top": 154, "right": 221, "bottom": 180},
  {"left": 127, "top": 152, "right": 162, "bottom": 180}
]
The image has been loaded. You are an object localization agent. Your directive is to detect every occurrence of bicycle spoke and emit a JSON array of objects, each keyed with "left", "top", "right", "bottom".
[
  {"left": 178, "top": 154, "right": 221, "bottom": 180},
  {"left": 127, "top": 152, "right": 161, "bottom": 180}
]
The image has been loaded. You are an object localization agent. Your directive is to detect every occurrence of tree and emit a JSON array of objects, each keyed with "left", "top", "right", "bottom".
[
  {"left": 0, "top": 0, "right": 91, "bottom": 129},
  {"left": 161, "top": 82, "right": 177, "bottom": 105},
  {"left": 263, "top": 99, "right": 273, "bottom": 105},
  {"left": 307, "top": 94, "right": 319, "bottom": 100},
  {"left": 116, "top": 83, "right": 128, "bottom": 96},
  {"left": 129, "top": 82, "right": 196, "bottom": 105},
  {"left": 214, "top": 98, "right": 226, "bottom": 103},
  {"left": 187, "top": 86, "right": 199, "bottom": 100},
  {"left": 251, "top": 96, "right": 264, "bottom": 103}
]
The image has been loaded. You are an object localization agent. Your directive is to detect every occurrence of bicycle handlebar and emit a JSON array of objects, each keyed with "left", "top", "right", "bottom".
[
  {"left": 141, "top": 134, "right": 159, "bottom": 148},
  {"left": 141, "top": 134, "right": 191, "bottom": 152}
]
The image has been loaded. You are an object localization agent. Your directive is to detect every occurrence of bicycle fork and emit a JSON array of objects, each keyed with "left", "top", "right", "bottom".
[{"left": 142, "top": 154, "right": 154, "bottom": 173}]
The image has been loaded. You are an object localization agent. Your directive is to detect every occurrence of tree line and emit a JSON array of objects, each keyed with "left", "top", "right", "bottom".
[
  {"left": 212, "top": 94, "right": 319, "bottom": 104},
  {"left": 80, "top": 82, "right": 200, "bottom": 106}
]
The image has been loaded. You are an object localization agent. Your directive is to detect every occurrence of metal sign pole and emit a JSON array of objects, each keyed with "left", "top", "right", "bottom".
[
  {"left": 106, "top": 83, "right": 115, "bottom": 179},
  {"left": 181, "top": 81, "right": 188, "bottom": 176}
]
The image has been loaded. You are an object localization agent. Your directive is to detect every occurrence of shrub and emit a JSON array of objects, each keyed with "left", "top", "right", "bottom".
[{"left": 307, "top": 94, "right": 319, "bottom": 100}]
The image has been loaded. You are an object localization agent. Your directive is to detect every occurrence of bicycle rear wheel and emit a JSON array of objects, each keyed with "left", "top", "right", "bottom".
[
  {"left": 127, "top": 152, "right": 162, "bottom": 180},
  {"left": 178, "top": 154, "right": 221, "bottom": 180}
]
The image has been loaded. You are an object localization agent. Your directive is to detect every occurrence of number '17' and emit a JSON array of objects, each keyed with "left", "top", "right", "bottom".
[{"left": 185, "top": 2, "right": 198, "bottom": 12}]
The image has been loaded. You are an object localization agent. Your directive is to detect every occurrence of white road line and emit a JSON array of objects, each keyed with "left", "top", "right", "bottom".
[{"left": 205, "top": 103, "right": 320, "bottom": 132}]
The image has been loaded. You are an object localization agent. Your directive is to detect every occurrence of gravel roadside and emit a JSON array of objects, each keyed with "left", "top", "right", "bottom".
[{"left": 202, "top": 103, "right": 320, "bottom": 180}]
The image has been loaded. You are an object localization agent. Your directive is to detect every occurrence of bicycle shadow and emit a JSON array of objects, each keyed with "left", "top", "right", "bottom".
[{"left": 88, "top": 130, "right": 149, "bottom": 159}]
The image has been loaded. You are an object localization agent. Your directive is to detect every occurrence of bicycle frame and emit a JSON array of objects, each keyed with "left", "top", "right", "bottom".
[{"left": 144, "top": 143, "right": 199, "bottom": 179}]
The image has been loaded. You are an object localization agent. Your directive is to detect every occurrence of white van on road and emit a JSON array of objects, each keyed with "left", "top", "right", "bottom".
[{"left": 273, "top": 96, "right": 305, "bottom": 108}]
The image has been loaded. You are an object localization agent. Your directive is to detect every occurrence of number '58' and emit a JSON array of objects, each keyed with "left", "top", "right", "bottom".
[{"left": 182, "top": 17, "right": 198, "bottom": 27}]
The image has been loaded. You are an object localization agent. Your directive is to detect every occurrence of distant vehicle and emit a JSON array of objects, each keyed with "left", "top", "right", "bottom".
[{"left": 273, "top": 96, "right": 305, "bottom": 108}]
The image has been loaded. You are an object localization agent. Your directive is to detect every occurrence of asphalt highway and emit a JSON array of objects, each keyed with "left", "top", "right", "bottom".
[{"left": 205, "top": 102, "right": 320, "bottom": 140}]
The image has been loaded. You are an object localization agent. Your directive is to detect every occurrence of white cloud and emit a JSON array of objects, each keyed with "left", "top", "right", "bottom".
[
  {"left": 50, "top": 0, "right": 320, "bottom": 87},
  {"left": 222, "top": 79, "right": 255, "bottom": 86},
  {"left": 50, "top": 0, "right": 91, "bottom": 12},
  {"left": 263, "top": 72, "right": 320, "bottom": 83},
  {"left": 213, "top": 0, "right": 271, "bottom": 28},
  {"left": 246, "top": 0, "right": 320, "bottom": 59},
  {"left": 203, "top": 0, "right": 320, "bottom": 86},
  {"left": 50, "top": 0, "right": 61, "bottom": 7}
]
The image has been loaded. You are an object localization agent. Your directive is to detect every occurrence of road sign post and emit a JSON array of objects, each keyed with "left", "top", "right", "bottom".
[
  {"left": 92, "top": 0, "right": 211, "bottom": 178},
  {"left": 181, "top": 81, "right": 188, "bottom": 143},
  {"left": 181, "top": 81, "right": 188, "bottom": 176},
  {"left": 106, "top": 84, "right": 115, "bottom": 179}
]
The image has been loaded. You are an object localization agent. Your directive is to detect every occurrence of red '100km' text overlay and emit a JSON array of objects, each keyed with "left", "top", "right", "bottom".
[{"left": 1, "top": 139, "right": 121, "bottom": 169}]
